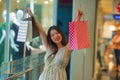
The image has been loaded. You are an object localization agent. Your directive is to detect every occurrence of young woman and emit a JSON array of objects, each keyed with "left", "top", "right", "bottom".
[{"left": 26, "top": 8, "right": 76, "bottom": 80}]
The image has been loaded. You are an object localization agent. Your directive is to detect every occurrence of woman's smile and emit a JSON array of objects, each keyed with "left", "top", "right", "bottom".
[{"left": 54, "top": 36, "right": 61, "bottom": 41}]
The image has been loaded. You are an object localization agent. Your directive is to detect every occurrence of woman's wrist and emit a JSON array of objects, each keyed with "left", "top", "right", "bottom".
[
  {"left": 31, "top": 15, "right": 35, "bottom": 19},
  {"left": 30, "top": 14, "right": 34, "bottom": 17}
]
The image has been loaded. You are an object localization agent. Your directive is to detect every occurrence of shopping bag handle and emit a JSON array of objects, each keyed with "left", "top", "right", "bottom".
[
  {"left": 74, "top": 9, "right": 84, "bottom": 22},
  {"left": 23, "top": 9, "right": 31, "bottom": 20}
]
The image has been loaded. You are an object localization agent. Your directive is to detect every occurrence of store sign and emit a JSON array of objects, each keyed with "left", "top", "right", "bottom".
[{"left": 113, "top": 14, "right": 120, "bottom": 20}]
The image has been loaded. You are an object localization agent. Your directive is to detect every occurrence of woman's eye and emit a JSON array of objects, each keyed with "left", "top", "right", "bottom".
[
  {"left": 51, "top": 34, "right": 54, "bottom": 37},
  {"left": 55, "top": 32, "right": 59, "bottom": 34}
]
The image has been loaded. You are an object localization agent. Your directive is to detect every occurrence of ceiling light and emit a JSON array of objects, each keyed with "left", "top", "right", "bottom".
[
  {"left": 110, "top": 25, "right": 116, "bottom": 31},
  {"left": 17, "top": 0, "right": 20, "bottom": 3},
  {"left": 44, "top": 0, "right": 49, "bottom": 4}
]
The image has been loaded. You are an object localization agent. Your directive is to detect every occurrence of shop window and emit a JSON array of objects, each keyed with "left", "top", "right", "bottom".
[{"left": 0, "top": 0, "right": 53, "bottom": 64}]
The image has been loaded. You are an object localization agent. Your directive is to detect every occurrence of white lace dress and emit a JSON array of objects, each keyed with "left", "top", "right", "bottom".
[{"left": 39, "top": 47, "right": 70, "bottom": 80}]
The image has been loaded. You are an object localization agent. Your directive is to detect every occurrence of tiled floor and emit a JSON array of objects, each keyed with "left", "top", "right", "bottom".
[
  {"left": 94, "top": 51, "right": 120, "bottom": 80},
  {"left": 94, "top": 66, "right": 120, "bottom": 80},
  {"left": 94, "top": 69, "right": 120, "bottom": 80}
]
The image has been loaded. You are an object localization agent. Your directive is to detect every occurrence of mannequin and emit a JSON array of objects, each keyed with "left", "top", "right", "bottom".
[
  {"left": 15, "top": 10, "right": 25, "bottom": 59},
  {"left": 16, "top": 9, "right": 34, "bottom": 56},
  {"left": 0, "top": 10, "right": 6, "bottom": 44},
  {"left": 11, "top": 10, "right": 32, "bottom": 60},
  {"left": 0, "top": 10, "right": 7, "bottom": 64},
  {"left": 10, "top": 12, "right": 19, "bottom": 52},
  {"left": 9, "top": 12, "right": 22, "bottom": 61}
]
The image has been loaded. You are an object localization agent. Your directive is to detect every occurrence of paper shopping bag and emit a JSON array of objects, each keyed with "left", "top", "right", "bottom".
[
  {"left": 17, "top": 21, "right": 32, "bottom": 42},
  {"left": 69, "top": 10, "right": 90, "bottom": 50},
  {"left": 69, "top": 22, "right": 78, "bottom": 49},
  {"left": 24, "top": 17, "right": 40, "bottom": 38}
]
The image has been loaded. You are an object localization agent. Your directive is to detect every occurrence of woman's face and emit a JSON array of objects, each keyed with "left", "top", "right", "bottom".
[{"left": 50, "top": 29, "right": 62, "bottom": 44}]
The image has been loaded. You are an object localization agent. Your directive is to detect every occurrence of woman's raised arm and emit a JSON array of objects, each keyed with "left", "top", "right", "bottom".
[{"left": 26, "top": 8, "right": 49, "bottom": 49}]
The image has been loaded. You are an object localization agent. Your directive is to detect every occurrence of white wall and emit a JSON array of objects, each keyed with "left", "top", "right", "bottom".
[{"left": 70, "top": 0, "right": 96, "bottom": 80}]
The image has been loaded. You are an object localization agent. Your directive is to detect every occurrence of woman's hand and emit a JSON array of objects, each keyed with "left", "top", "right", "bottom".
[
  {"left": 26, "top": 7, "right": 34, "bottom": 17},
  {"left": 78, "top": 9, "right": 83, "bottom": 20}
]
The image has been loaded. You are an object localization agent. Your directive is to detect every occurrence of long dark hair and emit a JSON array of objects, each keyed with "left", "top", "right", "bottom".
[{"left": 47, "top": 25, "right": 67, "bottom": 55}]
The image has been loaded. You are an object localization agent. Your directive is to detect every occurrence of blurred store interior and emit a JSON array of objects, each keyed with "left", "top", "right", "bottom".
[{"left": 94, "top": 0, "right": 120, "bottom": 80}]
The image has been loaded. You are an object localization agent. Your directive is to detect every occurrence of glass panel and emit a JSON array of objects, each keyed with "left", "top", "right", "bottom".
[
  {"left": 0, "top": 0, "right": 53, "bottom": 79},
  {"left": 9, "top": 0, "right": 53, "bottom": 61},
  {"left": 10, "top": 0, "right": 30, "bottom": 62},
  {"left": 0, "top": 52, "right": 45, "bottom": 80}
]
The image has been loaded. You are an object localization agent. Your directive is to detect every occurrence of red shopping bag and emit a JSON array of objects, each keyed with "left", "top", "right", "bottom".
[{"left": 69, "top": 10, "right": 90, "bottom": 50}]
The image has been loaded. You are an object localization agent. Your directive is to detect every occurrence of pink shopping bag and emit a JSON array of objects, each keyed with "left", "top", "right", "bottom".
[{"left": 69, "top": 9, "right": 90, "bottom": 50}]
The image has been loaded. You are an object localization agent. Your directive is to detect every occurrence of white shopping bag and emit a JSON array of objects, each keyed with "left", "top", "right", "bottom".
[{"left": 17, "top": 21, "right": 32, "bottom": 42}]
